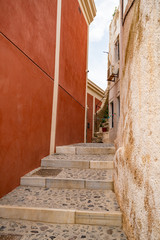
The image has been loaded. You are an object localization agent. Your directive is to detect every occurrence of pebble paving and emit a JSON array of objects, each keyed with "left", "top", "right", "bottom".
[
  {"left": 54, "top": 168, "right": 113, "bottom": 181},
  {"left": 0, "top": 218, "right": 127, "bottom": 240},
  {"left": 43, "top": 154, "right": 114, "bottom": 162},
  {"left": 0, "top": 187, "right": 120, "bottom": 212},
  {"left": 0, "top": 143, "right": 127, "bottom": 239},
  {"left": 0, "top": 234, "right": 22, "bottom": 240},
  {"left": 28, "top": 168, "right": 113, "bottom": 181}
]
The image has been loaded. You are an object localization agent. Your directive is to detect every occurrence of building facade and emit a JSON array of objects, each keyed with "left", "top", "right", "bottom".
[
  {"left": 114, "top": 0, "right": 160, "bottom": 239},
  {"left": 0, "top": 0, "right": 96, "bottom": 197},
  {"left": 108, "top": 8, "right": 120, "bottom": 144},
  {"left": 86, "top": 79, "right": 104, "bottom": 142}
]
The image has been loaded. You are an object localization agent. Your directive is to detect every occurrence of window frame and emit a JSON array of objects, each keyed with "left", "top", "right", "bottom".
[
  {"left": 110, "top": 101, "right": 114, "bottom": 129},
  {"left": 117, "top": 95, "right": 120, "bottom": 119}
]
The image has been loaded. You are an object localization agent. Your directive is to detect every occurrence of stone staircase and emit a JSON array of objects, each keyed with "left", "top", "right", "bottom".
[
  {"left": 92, "top": 118, "right": 110, "bottom": 144},
  {"left": 92, "top": 132, "right": 103, "bottom": 143},
  {"left": 0, "top": 143, "right": 127, "bottom": 239}
]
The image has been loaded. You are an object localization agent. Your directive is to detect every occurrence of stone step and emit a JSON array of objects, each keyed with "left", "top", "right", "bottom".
[
  {"left": 41, "top": 154, "right": 114, "bottom": 169},
  {"left": 94, "top": 132, "right": 103, "bottom": 137},
  {"left": 20, "top": 167, "right": 114, "bottom": 190},
  {"left": 92, "top": 137, "right": 103, "bottom": 143},
  {"left": 56, "top": 143, "right": 115, "bottom": 155},
  {"left": 0, "top": 186, "right": 122, "bottom": 226},
  {"left": 103, "top": 132, "right": 110, "bottom": 144},
  {"left": 0, "top": 218, "right": 127, "bottom": 240}
]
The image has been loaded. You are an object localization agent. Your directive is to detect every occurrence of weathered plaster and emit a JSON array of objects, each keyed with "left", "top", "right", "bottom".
[
  {"left": 108, "top": 8, "right": 120, "bottom": 143},
  {"left": 114, "top": 0, "right": 160, "bottom": 239}
]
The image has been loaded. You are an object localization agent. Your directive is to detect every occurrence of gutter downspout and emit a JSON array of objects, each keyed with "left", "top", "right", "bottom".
[
  {"left": 84, "top": 25, "right": 89, "bottom": 143},
  {"left": 50, "top": 0, "right": 62, "bottom": 153}
]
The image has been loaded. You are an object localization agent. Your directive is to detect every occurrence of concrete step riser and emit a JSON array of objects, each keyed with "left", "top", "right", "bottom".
[
  {"left": 0, "top": 205, "right": 122, "bottom": 227},
  {"left": 41, "top": 160, "right": 89, "bottom": 169},
  {"left": 41, "top": 160, "right": 114, "bottom": 169},
  {"left": 76, "top": 211, "right": 122, "bottom": 226},
  {"left": 56, "top": 147, "right": 115, "bottom": 155},
  {"left": 90, "top": 161, "right": 114, "bottom": 169},
  {"left": 21, "top": 177, "right": 114, "bottom": 190},
  {"left": 77, "top": 147, "right": 115, "bottom": 155}
]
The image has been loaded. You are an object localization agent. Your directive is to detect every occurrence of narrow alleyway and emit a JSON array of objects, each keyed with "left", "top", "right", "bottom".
[{"left": 0, "top": 143, "right": 127, "bottom": 240}]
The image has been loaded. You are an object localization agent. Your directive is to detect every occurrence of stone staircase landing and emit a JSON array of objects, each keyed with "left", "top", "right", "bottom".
[{"left": 0, "top": 143, "right": 127, "bottom": 240}]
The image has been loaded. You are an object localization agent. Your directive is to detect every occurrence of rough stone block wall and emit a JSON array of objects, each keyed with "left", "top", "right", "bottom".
[{"left": 114, "top": 0, "right": 160, "bottom": 239}]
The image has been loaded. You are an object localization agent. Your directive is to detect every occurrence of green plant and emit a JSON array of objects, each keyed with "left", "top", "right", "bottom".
[
  {"left": 113, "top": 7, "right": 118, "bottom": 17},
  {"left": 100, "top": 123, "right": 103, "bottom": 127},
  {"left": 105, "top": 106, "right": 109, "bottom": 118}
]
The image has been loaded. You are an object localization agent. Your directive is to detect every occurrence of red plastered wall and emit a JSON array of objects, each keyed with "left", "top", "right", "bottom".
[
  {"left": 56, "top": 87, "right": 85, "bottom": 146},
  {"left": 87, "top": 93, "right": 93, "bottom": 143},
  {"left": 0, "top": 0, "right": 57, "bottom": 77},
  {"left": 0, "top": 0, "right": 57, "bottom": 197},
  {"left": 0, "top": 34, "right": 53, "bottom": 198},
  {"left": 56, "top": 0, "right": 88, "bottom": 146},
  {"left": 95, "top": 98, "right": 102, "bottom": 113}
]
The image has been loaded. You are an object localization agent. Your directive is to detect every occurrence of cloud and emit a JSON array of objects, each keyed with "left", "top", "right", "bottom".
[
  {"left": 88, "top": 0, "right": 119, "bottom": 90},
  {"left": 90, "top": 0, "right": 119, "bottom": 42},
  {"left": 89, "top": 63, "right": 108, "bottom": 90}
]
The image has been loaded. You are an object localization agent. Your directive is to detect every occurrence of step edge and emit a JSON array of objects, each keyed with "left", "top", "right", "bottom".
[
  {"left": 20, "top": 177, "right": 114, "bottom": 190},
  {"left": 0, "top": 205, "right": 122, "bottom": 215},
  {"left": 21, "top": 176, "right": 113, "bottom": 183}
]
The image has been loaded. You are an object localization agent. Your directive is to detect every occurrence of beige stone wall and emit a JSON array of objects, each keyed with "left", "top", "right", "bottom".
[
  {"left": 108, "top": 80, "right": 120, "bottom": 142},
  {"left": 108, "top": 9, "right": 120, "bottom": 66},
  {"left": 114, "top": 0, "right": 160, "bottom": 239},
  {"left": 108, "top": 9, "right": 120, "bottom": 143}
]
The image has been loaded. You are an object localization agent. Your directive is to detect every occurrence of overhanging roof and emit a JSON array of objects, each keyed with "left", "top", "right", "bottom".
[{"left": 87, "top": 79, "right": 105, "bottom": 99}]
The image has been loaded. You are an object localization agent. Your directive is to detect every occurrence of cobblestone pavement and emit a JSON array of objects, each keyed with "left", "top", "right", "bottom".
[
  {"left": 27, "top": 168, "right": 113, "bottom": 181},
  {"left": 0, "top": 234, "right": 22, "bottom": 240},
  {"left": 43, "top": 154, "right": 114, "bottom": 162},
  {"left": 55, "top": 169, "right": 113, "bottom": 181},
  {"left": 0, "top": 187, "right": 120, "bottom": 212},
  {"left": 0, "top": 144, "right": 125, "bottom": 239},
  {"left": 0, "top": 218, "right": 127, "bottom": 240}
]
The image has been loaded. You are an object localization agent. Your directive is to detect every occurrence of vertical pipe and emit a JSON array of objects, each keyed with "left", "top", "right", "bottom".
[
  {"left": 50, "top": 0, "right": 62, "bottom": 153},
  {"left": 84, "top": 25, "right": 89, "bottom": 143},
  {"left": 92, "top": 96, "right": 95, "bottom": 138}
]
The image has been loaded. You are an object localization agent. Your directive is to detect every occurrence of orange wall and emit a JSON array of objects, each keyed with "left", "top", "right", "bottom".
[
  {"left": 87, "top": 93, "right": 93, "bottom": 143},
  {"left": 0, "top": 0, "right": 57, "bottom": 197},
  {"left": 0, "top": 34, "right": 53, "bottom": 198},
  {"left": 59, "top": 0, "right": 87, "bottom": 106},
  {"left": 0, "top": 0, "right": 88, "bottom": 197},
  {"left": 56, "top": 0, "right": 88, "bottom": 146},
  {"left": 56, "top": 87, "right": 85, "bottom": 146},
  {"left": 0, "top": 0, "right": 57, "bottom": 77},
  {"left": 95, "top": 98, "right": 102, "bottom": 112}
]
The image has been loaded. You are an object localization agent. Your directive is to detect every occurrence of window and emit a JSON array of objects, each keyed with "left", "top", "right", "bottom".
[
  {"left": 110, "top": 101, "right": 114, "bottom": 128},
  {"left": 117, "top": 96, "right": 120, "bottom": 118},
  {"left": 114, "top": 37, "right": 120, "bottom": 62}
]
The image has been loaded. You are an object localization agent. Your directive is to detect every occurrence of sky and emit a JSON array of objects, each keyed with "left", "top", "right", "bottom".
[{"left": 88, "top": 0, "right": 119, "bottom": 90}]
